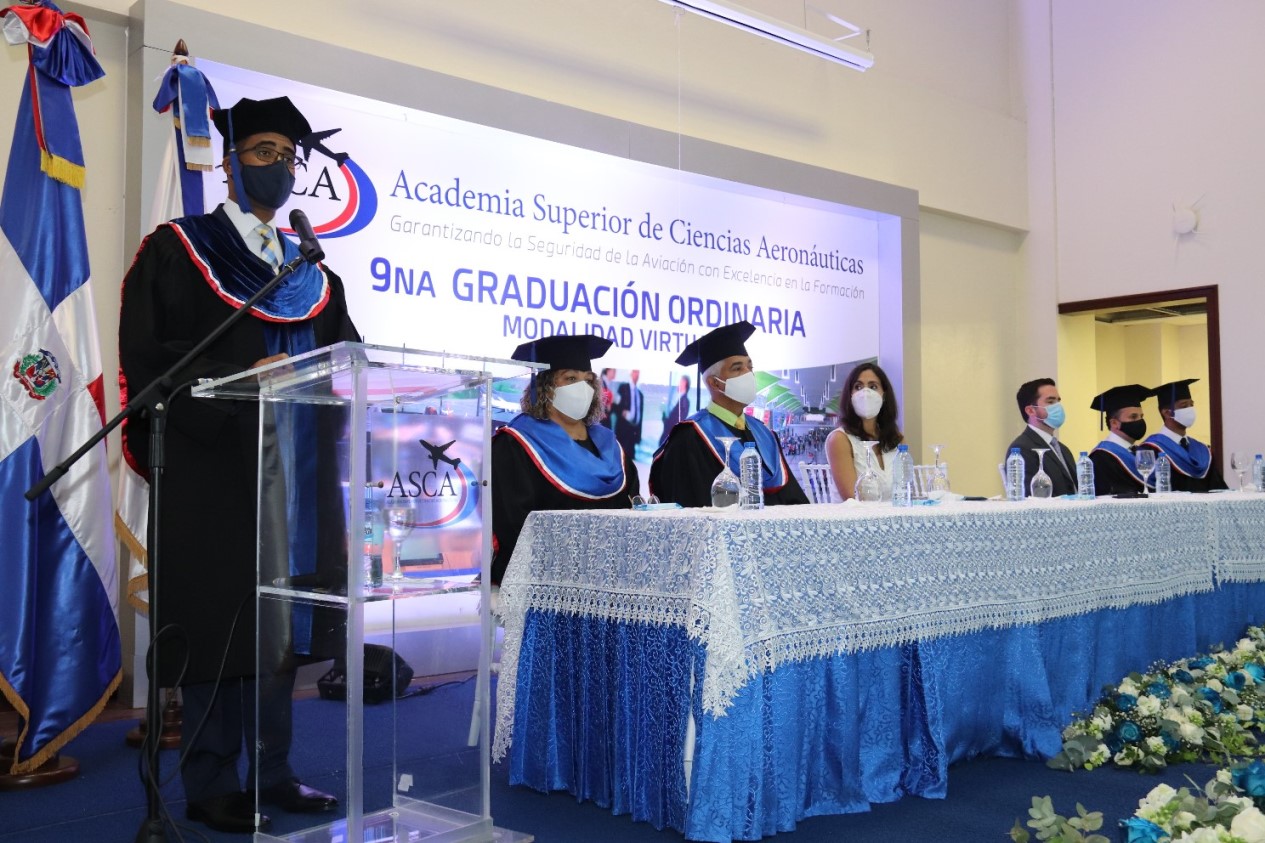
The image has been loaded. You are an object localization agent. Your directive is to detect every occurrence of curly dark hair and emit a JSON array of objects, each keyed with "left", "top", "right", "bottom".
[
  {"left": 520, "top": 370, "right": 604, "bottom": 426},
  {"left": 838, "top": 362, "right": 903, "bottom": 453}
]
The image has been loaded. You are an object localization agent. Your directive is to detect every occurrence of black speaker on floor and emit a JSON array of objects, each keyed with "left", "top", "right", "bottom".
[{"left": 317, "top": 644, "right": 414, "bottom": 704}]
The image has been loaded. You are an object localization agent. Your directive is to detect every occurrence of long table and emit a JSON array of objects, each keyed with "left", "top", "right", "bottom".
[{"left": 493, "top": 496, "right": 1265, "bottom": 842}]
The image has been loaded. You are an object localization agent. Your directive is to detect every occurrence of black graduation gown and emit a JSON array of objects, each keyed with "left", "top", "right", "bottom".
[
  {"left": 490, "top": 427, "right": 639, "bottom": 585},
  {"left": 649, "top": 417, "right": 809, "bottom": 508},
  {"left": 1089, "top": 447, "right": 1149, "bottom": 496},
  {"left": 118, "top": 213, "right": 360, "bottom": 685}
]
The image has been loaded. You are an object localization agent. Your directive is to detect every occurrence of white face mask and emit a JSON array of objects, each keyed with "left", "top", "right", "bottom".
[
  {"left": 715, "top": 371, "right": 757, "bottom": 406},
  {"left": 851, "top": 387, "right": 883, "bottom": 420},
  {"left": 551, "top": 380, "right": 594, "bottom": 421},
  {"left": 1172, "top": 406, "right": 1197, "bottom": 429}
]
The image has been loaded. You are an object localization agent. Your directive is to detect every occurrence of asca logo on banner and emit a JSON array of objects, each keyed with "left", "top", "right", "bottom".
[
  {"left": 385, "top": 438, "right": 479, "bottom": 527},
  {"left": 279, "top": 127, "right": 378, "bottom": 239}
]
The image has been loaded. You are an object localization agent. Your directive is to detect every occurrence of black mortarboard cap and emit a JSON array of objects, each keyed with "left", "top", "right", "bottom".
[
  {"left": 511, "top": 334, "right": 612, "bottom": 372},
  {"left": 1153, "top": 378, "right": 1198, "bottom": 409},
  {"left": 1090, "top": 384, "right": 1153, "bottom": 417},
  {"left": 212, "top": 96, "right": 312, "bottom": 154},
  {"left": 675, "top": 321, "right": 756, "bottom": 372}
]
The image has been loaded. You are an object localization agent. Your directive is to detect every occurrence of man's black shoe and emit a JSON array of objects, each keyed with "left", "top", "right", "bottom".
[
  {"left": 259, "top": 778, "right": 339, "bottom": 813},
  {"left": 186, "top": 791, "right": 270, "bottom": 834}
]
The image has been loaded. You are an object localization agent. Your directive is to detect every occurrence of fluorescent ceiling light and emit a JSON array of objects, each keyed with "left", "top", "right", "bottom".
[{"left": 661, "top": 0, "right": 873, "bottom": 72}]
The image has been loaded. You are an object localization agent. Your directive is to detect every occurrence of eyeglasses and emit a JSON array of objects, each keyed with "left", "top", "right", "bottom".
[{"left": 237, "top": 145, "right": 306, "bottom": 169}]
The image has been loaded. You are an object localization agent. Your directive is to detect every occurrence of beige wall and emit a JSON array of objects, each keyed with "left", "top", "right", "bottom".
[{"left": 1030, "top": 0, "right": 1260, "bottom": 469}]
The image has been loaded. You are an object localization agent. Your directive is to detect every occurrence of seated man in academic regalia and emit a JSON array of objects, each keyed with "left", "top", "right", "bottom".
[
  {"left": 490, "top": 334, "right": 638, "bottom": 585},
  {"left": 1143, "top": 378, "right": 1227, "bottom": 492},
  {"left": 649, "top": 321, "right": 809, "bottom": 507},
  {"left": 1088, "top": 384, "right": 1158, "bottom": 495}
]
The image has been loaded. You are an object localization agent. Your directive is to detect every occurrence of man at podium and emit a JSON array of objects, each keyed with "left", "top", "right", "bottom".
[
  {"left": 118, "top": 96, "right": 358, "bottom": 833},
  {"left": 490, "top": 334, "right": 638, "bottom": 585}
]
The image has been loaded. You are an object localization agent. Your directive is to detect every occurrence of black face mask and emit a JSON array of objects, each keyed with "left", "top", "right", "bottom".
[
  {"left": 1118, "top": 419, "right": 1147, "bottom": 442},
  {"left": 240, "top": 160, "right": 296, "bottom": 210}
]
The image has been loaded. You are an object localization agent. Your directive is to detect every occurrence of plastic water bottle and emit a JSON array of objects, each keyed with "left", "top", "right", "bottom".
[
  {"left": 1254, "top": 454, "right": 1265, "bottom": 493},
  {"left": 363, "top": 483, "right": 383, "bottom": 587},
  {"left": 1005, "top": 447, "right": 1026, "bottom": 501},
  {"left": 1076, "top": 451, "right": 1096, "bottom": 499},
  {"left": 1154, "top": 455, "right": 1172, "bottom": 494},
  {"left": 891, "top": 444, "right": 914, "bottom": 507},
  {"left": 739, "top": 443, "right": 764, "bottom": 510}
]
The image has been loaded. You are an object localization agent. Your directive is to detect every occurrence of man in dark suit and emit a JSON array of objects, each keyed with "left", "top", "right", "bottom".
[
  {"left": 615, "top": 369, "right": 644, "bottom": 458},
  {"left": 1007, "top": 378, "right": 1078, "bottom": 497}
]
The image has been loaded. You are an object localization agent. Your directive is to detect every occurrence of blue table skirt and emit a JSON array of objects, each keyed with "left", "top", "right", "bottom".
[{"left": 507, "top": 583, "right": 1265, "bottom": 842}]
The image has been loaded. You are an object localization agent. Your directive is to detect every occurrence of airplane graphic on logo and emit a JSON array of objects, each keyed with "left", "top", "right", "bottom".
[{"left": 419, "top": 438, "right": 462, "bottom": 470}]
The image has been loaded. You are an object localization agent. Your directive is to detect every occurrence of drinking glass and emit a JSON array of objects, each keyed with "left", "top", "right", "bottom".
[
  {"left": 384, "top": 498, "right": 417, "bottom": 582},
  {"left": 1134, "top": 448, "right": 1157, "bottom": 493},
  {"left": 1231, "top": 452, "right": 1249, "bottom": 491},
  {"left": 1030, "top": 449, "right": 1054, "bottom": 499},
  {"left": 854, "top": 440, "right": 883, "bottom": 502},
  {"left": 928, "top": 443, "right": 950, "bottom": 500},
  {"left": 710, "top": 436, "right": 741, "bottom": 508}
]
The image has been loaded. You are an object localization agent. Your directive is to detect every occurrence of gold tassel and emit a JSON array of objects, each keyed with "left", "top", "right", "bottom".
[
  {"left": 40, "top": 150, "right": 85, "bottom": 190},
  {"left": 186, "top": 135, "right": 210, "bottom": 147}
]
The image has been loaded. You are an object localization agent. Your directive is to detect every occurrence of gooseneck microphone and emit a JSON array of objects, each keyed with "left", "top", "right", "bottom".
[{"left": 289, "top": 208, "right": 325, "bottom": 264}]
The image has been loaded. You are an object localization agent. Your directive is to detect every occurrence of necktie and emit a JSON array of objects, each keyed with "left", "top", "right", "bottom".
[
  {"left": 1180, "top": 437, "right": 1190, "bottom": 449},
  {"left": 255, "top": 223, "right": 280, "bottom": 269},
  {"left": 1050, "top": 439, "right": 1070, "bottom": 476}
]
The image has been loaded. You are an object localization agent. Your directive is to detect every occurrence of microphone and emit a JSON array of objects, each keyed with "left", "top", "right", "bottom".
[{"left": 288, "top": 208, "right": 325, "bottom": 264}]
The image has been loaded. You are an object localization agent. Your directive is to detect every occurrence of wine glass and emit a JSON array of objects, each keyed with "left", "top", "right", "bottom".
[
  {"left": 928, "top": 443, "right": 950, "bottom": 500},
  {"left": 709, "top": 436, "right": 741, "bottom": 508},
  {"left": 1030, "top": 449, "right": 1054, "bottom": 499},
  {"left": 384, "top": 498, "right": 417, "bottom": 582},
  {"left": 1134, "top": 448, "right": 1157, "bottom": 494},
  {"left": 854, "top": 440, "right": 883, "bottom": 502},
  {"left": 1231, "top": 452, "right": 1249, "bottom": 491}
]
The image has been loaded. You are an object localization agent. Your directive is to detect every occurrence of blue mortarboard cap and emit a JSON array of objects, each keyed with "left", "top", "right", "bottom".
[
  {"left": 675, "top": 321, "right": 756, "bottom": 372},
  {"left": 511, "top": 334, "right": 612, "bottom": 372},
  {"left": 1153, "top": 378, "right": 1198, "bottom": 409}
]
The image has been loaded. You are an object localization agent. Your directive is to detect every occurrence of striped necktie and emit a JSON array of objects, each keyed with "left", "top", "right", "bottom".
[{"left": 255, "top": 223, "right": 280, "bottom": 268}]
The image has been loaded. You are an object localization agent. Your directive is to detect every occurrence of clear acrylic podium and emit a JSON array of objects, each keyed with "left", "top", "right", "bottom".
[{"left": 192, "top": 342, "right": 538, "bottom": 843}]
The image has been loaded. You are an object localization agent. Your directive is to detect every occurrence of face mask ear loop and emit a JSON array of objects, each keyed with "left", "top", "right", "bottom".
[{"left": 226, "top": 108, "right": 252, "bottom": 215}]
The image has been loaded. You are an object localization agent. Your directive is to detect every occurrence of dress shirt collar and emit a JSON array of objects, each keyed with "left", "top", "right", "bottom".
[
  {"left": 220, "top": 201, "right": 273, "bottom": 250},
  {"left": 1156, "top": 426, "right": 1185, "bottom": 444},
  {"left": 708, "top": 401, "right": 746, "bottom": 431},
  {"left": 1106, "top": 431, "right": 1136, "bottom": 450},
  {"left": 1027, "top": 423, "right": 1057, "bottom": 447}
]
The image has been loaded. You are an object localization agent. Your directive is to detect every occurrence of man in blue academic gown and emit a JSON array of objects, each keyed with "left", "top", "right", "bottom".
[
  {"left": 649, "top": 321, "right": 808, "bottom": 507},
  {"left": 1088, "top": 384, "right": 1156, "bottom": 495},
  {"left": 1144, "top": 378, "right": 1227, "bottom": 492},
  {"left": 119, "top": 96, "right": 350, "bottom": 833}
]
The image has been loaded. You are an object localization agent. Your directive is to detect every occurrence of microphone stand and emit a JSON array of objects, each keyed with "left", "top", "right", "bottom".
[{"left": 26, "top": 244, "right": 320, "bottom": 843}]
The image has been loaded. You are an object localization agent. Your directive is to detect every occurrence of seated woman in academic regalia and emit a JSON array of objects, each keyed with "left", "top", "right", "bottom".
[{"left": 490, "top": 334, "right": 638, "bottom": 585}]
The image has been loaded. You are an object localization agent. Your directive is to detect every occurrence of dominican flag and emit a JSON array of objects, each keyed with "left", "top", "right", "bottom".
[
  {"left": 0, "top": 1, "right": 120, "bottom": 774},
  {"left": 118, "top": 45, "right": 218, "bottom": 613}
]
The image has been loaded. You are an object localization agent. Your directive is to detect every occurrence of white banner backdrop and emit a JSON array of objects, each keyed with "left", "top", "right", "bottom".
[{"left": 199, "top": 60, "right": 888, "bottom": 378}]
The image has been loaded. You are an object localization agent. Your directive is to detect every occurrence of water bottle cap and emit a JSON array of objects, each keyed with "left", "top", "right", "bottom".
[
  {"left": 743, "top": 442, "right": 756, "bottom": 449},
  {"left": 1257, "top": 454, "right": 1263, "bottom": 459},
  {"left": 1080, "top": 451, "right": 1088, "bottom": 457},
  {"left": 1010, "top": 447, "right": 1020, "bottom": 454},
  {"left": 898, "top": 444, "right": 908, "bottom": 452}
]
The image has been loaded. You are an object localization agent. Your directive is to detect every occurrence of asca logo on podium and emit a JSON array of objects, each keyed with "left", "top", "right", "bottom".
[
  {"left": 384, "top": 437, "right": 479, "bottom": 527},
  {"left": 279, "top": 126, "right": 378, "bottom": 240}
]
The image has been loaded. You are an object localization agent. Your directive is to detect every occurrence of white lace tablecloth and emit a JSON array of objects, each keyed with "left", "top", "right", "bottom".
[{"left": 494, "top": 494, "right": 1265, "bottom": 759}]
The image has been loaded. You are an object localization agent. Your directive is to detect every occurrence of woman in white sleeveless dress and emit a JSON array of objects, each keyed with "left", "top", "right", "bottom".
[{"left": 824, "top": 363, "right": 905, "bottom": 500}]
